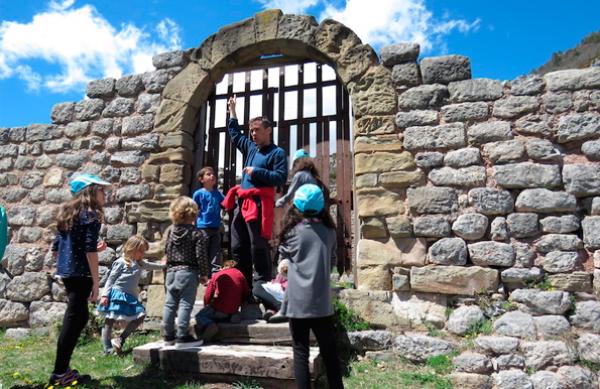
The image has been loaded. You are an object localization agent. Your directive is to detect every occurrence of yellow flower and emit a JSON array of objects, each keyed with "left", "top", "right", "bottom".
[
  {"left": 66, "top": 386, "right": 72, "bottom": 389},
  {"left": 13, "top": 371, "right": 20, "bottom": 378},
  {"left": 72, "top": 379, "right": 78, "bottom": 385},
  {"left": 47, "top": 386, "right": 54, "bottom": 389}
]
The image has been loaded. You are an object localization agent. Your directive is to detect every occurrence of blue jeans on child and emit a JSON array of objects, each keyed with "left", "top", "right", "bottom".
[
  {"left": 195, "top": 305, "right": 231, "bottom": 331},
  {"left": 163, "top": 268, "right": 198, "bottom": 339}
]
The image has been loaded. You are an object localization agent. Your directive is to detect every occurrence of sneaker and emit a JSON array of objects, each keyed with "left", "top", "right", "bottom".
[
  {"left": 268, "top": 311, "right": 288, "bottom": 324},
  {"left": 111, "top": 337, "right": 123, "bottom": 355},
  {"left": 262, "top": 309, "right": 276, "bottom": 321},
  {"left": 175, "top": 335, "right": 203, "bottom": 349},
  {"left": 200, "top": 323, "right": 219, "bottom": 342},
  {"left": 103, "top": 348, "right": 115, "bottom": 355},
  {"left": 49, "top": 368, "right": 90, "bottom": 386},
  {"left": 229, "top": 312, "right": 241, "bottom": 324},
  {"left": 163, "top": 336, "right": 176, "bottom": 347}
]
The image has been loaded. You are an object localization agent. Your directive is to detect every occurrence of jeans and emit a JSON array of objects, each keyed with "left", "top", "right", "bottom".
[
  {"left": 162, "top": 268, "right": 198, "bottom": 339},
  {"left": 231, "top": 201, "right": 272, "bottom": 288},
  {"left": 194, "top": 305, "right": 231, "bottom": 331},
  {"left": 252, "top": 280, "right": 282, "bottom": 311},
  {"left": 289, "top": 316, "right": 344, "bottom": 389},
  {"left": 200, "top": 227, "right": 222, "bottom": 276},
  {"left": 53, "top": 276, "right": 93, "bottom": 374}
]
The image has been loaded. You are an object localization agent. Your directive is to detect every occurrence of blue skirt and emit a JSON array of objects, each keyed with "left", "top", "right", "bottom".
[{"left": 96, "top": 289, "right": 145, "bottom": 321}]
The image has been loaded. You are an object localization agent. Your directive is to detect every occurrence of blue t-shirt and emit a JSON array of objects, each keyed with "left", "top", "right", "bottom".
[
  {"left": 193, "top": 188, "right": 225, "bottom": 228},
  {"left": 52, "top": 210, "right": 101, "bottom": 278}
]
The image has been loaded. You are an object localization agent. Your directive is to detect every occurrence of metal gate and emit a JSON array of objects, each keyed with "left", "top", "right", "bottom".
[{"left": 192, "top": 59, "right": 353, "bottom": 274}]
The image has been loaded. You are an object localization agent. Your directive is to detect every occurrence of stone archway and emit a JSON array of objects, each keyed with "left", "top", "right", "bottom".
[{"left": 144, "top": 9, "right": 410, "bottom": 290}]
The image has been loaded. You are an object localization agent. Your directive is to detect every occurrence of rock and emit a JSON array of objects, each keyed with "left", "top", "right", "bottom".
[
  {"left": 570, "top": 301, "right": 600, "bottom": 332},
  {"left": 74, "top": 99, "right": 104, "bottom": 121},
  {"left": 410, "top": 265, "right": 498, "bottom": 295},
  {"left": 475, "top": 335, "right": 519, "bottom": 355},
  {"left": 408, "top": 187, "right": 458, "bottom": 214},
  {"left": 490, "top": 217, "right": 509, "bottom": 241},
  {"left": 361, "top": 218, "right": 387, "bottom": 239},
  {"left": 142, "top": 69, "right": 170, "bottom": 93},
  {"left": 403, "top": 123, "right": 465, "bottom": 151},
  {"left": 495, "top": 354, "right": 525, "bottom": 370},
  {"left": 452, "top": 213, "right": 488, "bottom": 240},
  {"left": 385, "top": 216, "right": 412, "bottom": 238},
  {"left": 501, "top": 267, "right": 544, "bottom": 288},
  {"left": 106, "top": 224, "right": 136, "bottom": 244},
  {"left": 398, "top": 84, "right": 448, "bottom": 110},
  {"left": 391, "top": 62, "right": 421, "bottom": 87},
  {"left": 29, "top": 301, "right": 67, "bottom": 328},
  {"left": 390, "top": 292, "right": 447, "bottom": 330},
  {"left": 515, "top": 115, "right": 554, "bottom": 138},
  {"left": 393, "top": 333, "right": 455, "bottom": 362},
  {"left": 9, "top": 206, "right": 37, "bottom": 226},
  {"left": 543, "top": 92, "right": 573, "bottom": 113},
  {"left": 532, "top": 315, "right": 572, "bottom": 341},
  {"left": 51, "top": 102, "right": 75, "bottom": 124},
  {"left": 449, "top": 372, "right": 493, "bottom": 389},
  {"left": 493, "top": 311, "right": 536, "bottom": 339},
  {"left": 493, "top": 369, "right": 533, "bottom": 389},
  {"left": 581, "top": 140, "right": 600, "bottom": 160},
  {"left": 469, "top": 188, "right": 514, "bottom": 215},
  {"left": 596, "top": 250, "right": 600, "bottom": 268},
  {"left": 467, "top": 121, "right": 513, "bottom": 144},
  {"left": 530, "top": 371, "right": 564, "bottom": 389},
  {"left": 395, "top": 110, "right": 438, "bottom": 128},
  {"left": 525, "top": 138, "right": 562, "bottom": 161},
  {"left": 86, "top": 78, "right": 116, "bottom": 98},
  {"left": 557, "top": 365, "right": 597, "bottom": 389},
  {"left": 509, "top": 289, "right": 571, "bottom": 315},
  {"left": 535, "top": 234, "right": 583, "bottom": 253},
  {"left": 483, "top": 140, "right": 525, "bottom": 164},
  {"left": 448, "top": 78, "right": 503, "bottom": 102},
  {"left": 116, "top": 74, "right": 144, "bottom": 97},
  {"left": 493, "top": 96, "right": 540, "bottom": 119},
  {"left": 542, "top": 251, "right": 579, "bottom": 273},
  {"left": 413, "top": 215, "right": 450, "bottom": 238},
  {"left": 447, "top": 306, "right": 485, "bottom": 336},
  {"left": 428, "top": 238, "right": 468, "bottom": 265},
  {"left": 582, "top": 216, "right": 600, "bottom": 249},
  {"left": 121, "top": 133, "right": 159, "bottom": 151},
  {"left": 357, "top": 237, "right": 426, "bottom": 272},
  {"left": 380, "top": 42, "right": 419, "bottom": 66},
  {"left": 512, "top": 243, "right": 535, "bottom": 264},
  {"left": 556, "top": 113, "right": 600, "bottom": 143},
  {"left": 494, "top": 163, "right": 562, "bottom": 189},
  {"left": 122, "top": 114, "right": 154, "bottom": 136},
  {"left": 5, "top": 272, "right": 50, "bottom": 302},
  {"left": 544, "top": 68, "right": 600, "bottom": 91},
  {"left": 420, "top": 55, "right": 471, "bottom": 84},
  {"left": 153, "top": 50, "right": 187, "bottom": 69},
  {"left": 414, "top": 151, "right": 444, "bottom": 169},
  {"left": 0, "top": 299, "right": 29, "bottom": 326},
  {"left": 443, "top": 147, "right": 481, "bottom": 167},
  {"left": 347, "top": 330, "right": 392, "bottom": 351},
  {"left": 453, "top": 352, "right": 492, "bottom": 374},
  {"left": 548, "top": 272, "right": 592, "bottom": 293},
  {"left": 5, "top": 328, "right": 32, "bottom": 340},
  {"left": 563, "top": 164, "right": 600, "bottom": 197},
  {"left": 136, "top": 93, "right": 161, "bottom": 114},
  {"left": 510, "top": 74, "right": 545, "bottom": 95},
  {"left": 357, "top": 188, "right": 404, "bottom": 218},
  {"left": 441, "top": 102, "right": 489, "bottom": 122},
  {"left": 520, "top": 341, "right": 577, "bottom": 370},
  {"left": 115, "top": 184, "right": 151, "bottom": 202},
  {"left": 428, "top": 166, "right": 486, "bottom": 187},
  {"left": 103, "top": 97, "right": 135, "bottom": 117},
  {"left": 507, "top": 213, "right": 539, "bottom": 238},
  {"left": 468, "top": 241, "right": 515, "bottom": 267},
  {"left": 577, "top": 333, "right": 600, "bottom": 363},
  {"left": 515, "top": 189, "right": 577, "bottom": 213}
]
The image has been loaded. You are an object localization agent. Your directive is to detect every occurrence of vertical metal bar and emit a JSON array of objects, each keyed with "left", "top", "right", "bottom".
[
  {"left": 191, "top": 102, "right": 209, "bottom": 194},
  {"left": 207, "top": 92, "right": 218, "bottom": 175},
  {"left": 278, "top": 66, "right": 289, "bottom": 163},
  {"left": 315, "top": 63, "right": 325, "bottom": 181}
]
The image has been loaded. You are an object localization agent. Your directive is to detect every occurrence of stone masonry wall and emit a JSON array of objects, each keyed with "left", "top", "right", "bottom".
[{"left": 0, "top": 14, "right": 599, "bottom": 378}]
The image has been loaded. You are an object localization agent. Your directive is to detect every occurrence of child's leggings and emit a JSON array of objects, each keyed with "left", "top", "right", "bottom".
[{"left": 102, "top": 316, "right": 145, "bottom": 351}]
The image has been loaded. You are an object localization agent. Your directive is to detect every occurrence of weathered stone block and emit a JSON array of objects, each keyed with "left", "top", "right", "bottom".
[
  {"left": 494, "top": 163, "right": 561, "bottom": 189},
  {"left": 404, "top": 123, "right": 466, "bottom": 151},
  {"left": 116, "top": 74, "right": 144, "bottom": 97},
  {"left": 535, "top": 234, "right": 583, "bottom": 253},
  {"left": 544, "top": 68, "right": 600, "bottom": 91},
  {"left": 468, "top": 188, "right": 513, "bottom": 215},
  {"left": 501, "top": 267, "right": 544, "bottom": 288},
  {"left": 483, "top": 140, "right": 525, "bottom": 164},
  {"left": 582, "top": 216, "right": 600, "bottom": 249},
  {"left": 393, "top": 334, "right": 455, "bottom": 362},
  {"left": 413, "top": 215, "right": 450, "bottom": 238},
  {"left": 354, "top": 151, "right": 414, "bottom": 174},
  {"left": 420, "top": 55, "right": 471, "bottom": 84},
  {"left": 428, "top": 237, "right": 468, "bottom": 265},
  {"left": 74, "top": 99, "right": 104, "bottom": 121},
  {"left": 556, "top": 112, "right": 600, "bottom": 143},
  {"left": 51, "top": 102, "right": 75, "bottom": 124},
  {"left": 468, "top": 241, "right": 514, "bottom": 267},
  {"left": 410, "top": 265, "right": 499, "bottom": 295},
  {"left": 563, "top": 164, "right": 600, "bottom": 197},
  {"left": 452, "top": 213, "right": 488, "bottom": 241},
  {"left": 467, "top": 121, "right": 512, "bottom": 144},
  {"left": 407, "top": 187, "right": 458, "bottom": 214},
  {"left": 357, "top": 188, "right": 404, "bottom": 217},
  {"left": 428, "top": 166, "right": 486, "bottom": 187},
  {"left": 414, "top": 152, "right": 444, "bottom": 169},
  {"left": 385, "top": 215, "right": 413, "bottom": 238},
  {"left": 103, "top": 97, "right": 135, "bottom": 118},
  {"left": 443, "top": 147, "right": 481, "bottom": 168},
  {"left": 357, "top": 237, "right": 426, "bottom": 268},
  {"left": 540, "top": 215, "right": 580, "bottom": 233},
  {"left": 394, "top": 110, "right": 438, "bottom": 128},
  {"left": 543, "top": 91, "right": 572, "bottom": 113},
  {"left": 448, "top": 78, "right": 503, "bottom": 102},
  {"left": 509, "top": 74, "right": 545, "bottom": 95},
  {"left": 397, "top": 84, "right": 448, "bottom": 110},
  {"left": 391, "top": 62, "right": 421, "bottom": 87},
  {"left": 447, "top": 306, "right": 485, "bottom": 336},
  {"left": 86, "top": 78, "right": 116, "bottom": 98},
  {"left": 441, "top": 102, "right": 489, "bottom": 122},
  {"left": 493, "top": 311, "right": 536, "bottom": 339},
  {"left": 493, "top": 96, "right": 539, "bottom": 119},
  {"left": 525, "top": 138, "right": 562, "bottom": 161},
  {"left": 542, "top": 251, "right": 579, "bottom": 273},
  {"left": 520, "top": 341, "right": 577, "bottom": 370},
  {"left": 547, "top": 272, "right": 592, "bottom": 293},
  {"left": 380, "top": 42, "right": 419, "bottom": 66},
  {"left": 507, "top": 213, "right": 539, "bottom": 238},
  {"left": 6, "top": 272, "right": 50, "bottom": 302}
]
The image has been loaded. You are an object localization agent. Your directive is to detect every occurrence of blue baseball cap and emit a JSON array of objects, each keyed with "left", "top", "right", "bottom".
[
  {"left": 293, "top": 149, "right": 310, "bottom": 161},
  {"left": 69, "top": 173, "right": 110, "bottom": 194},
  {"left": 293, "top": 184, "right": 324, "bottom": 215}
]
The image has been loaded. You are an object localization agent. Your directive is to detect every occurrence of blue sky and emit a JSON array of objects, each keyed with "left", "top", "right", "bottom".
[{"left": 0, "top": 0, "right": 598, "bottom": 128}]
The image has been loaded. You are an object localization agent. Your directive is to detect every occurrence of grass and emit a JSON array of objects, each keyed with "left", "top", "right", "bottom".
[
  {"left": 464, "top": 319, "right": 493, "bottom": 339},
  {"left": 0, "top": 329, "right": 455, "bottom": 389},
  {"left": 333, "top": 299, "right": 370, "bottom": 332}
]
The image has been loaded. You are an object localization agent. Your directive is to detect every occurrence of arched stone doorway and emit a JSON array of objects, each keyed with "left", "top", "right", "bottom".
[{"left": 144, "top": 9, "right": 402, "bottom": 288}]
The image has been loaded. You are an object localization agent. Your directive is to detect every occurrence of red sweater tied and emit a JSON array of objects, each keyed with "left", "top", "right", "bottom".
[{"left": 221, "top": 185, "right": 275, "bottom": 240}]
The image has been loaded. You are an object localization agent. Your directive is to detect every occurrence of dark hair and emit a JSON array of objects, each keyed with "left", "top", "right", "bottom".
[
  {"left": 196, "top": 166, "right": 215, "bottom": 184},
  {"left": 278, "top": 203, "right": 336, "bottom": 242},
  {"left": 56, "top": 184, "right": 105, "bottom": 231},
  {"left": 249, "top": 116, "right": 272, "bottom": 129}
]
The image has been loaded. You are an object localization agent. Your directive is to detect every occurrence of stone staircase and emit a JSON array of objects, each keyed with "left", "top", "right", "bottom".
[{"left": 133, "top": 305, "right": 321, "bottom": 386}]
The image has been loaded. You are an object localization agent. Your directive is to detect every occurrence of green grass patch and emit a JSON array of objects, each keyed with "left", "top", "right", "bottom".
[
  {"left": 464, "top": 319, "right": 493, "bottom": 338},
  {"left": 425, "top": 355, "right": 454, "bottom": 375},
  {"left": 333, "top": 299, "right": 370, "bottom": 332}
]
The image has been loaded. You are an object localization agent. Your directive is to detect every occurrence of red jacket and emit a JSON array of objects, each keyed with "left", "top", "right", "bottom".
[
  {"left": 204, "top": 267, "right": 250, "bottom": 314},
  {"left": 221, "top": 185, "right": 275, "bottom": 240}
]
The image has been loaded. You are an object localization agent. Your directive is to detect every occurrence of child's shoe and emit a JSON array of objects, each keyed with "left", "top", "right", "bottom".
[
  {"left": 262, "top": 309, "right": 276, "bottom": 321},
  {"left": 111, "top": 337, "right": 123, "bottom": 355},
  {"left": 175, "top": 335, "right": 203, "bottom": 349},
  {"left": 163, "top": 335, "right": 176, "bottom": 347},
  {"left": 48, "top": 368, "right": 90, "bottom": 386},
  {"left": 103, "top": 348, "right": 115, "bottom": 355},
  {"left": 268, "top": 311, "right": 288, "bottom": 323}
]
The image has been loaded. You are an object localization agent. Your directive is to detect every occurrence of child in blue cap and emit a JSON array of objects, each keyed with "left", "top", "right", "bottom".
[
  {"left": 275, "top": 149, "right": 328, "bottom": 209},
  {"left": 50, "top": 173, "right": 110, "bottom": 386},
  {"left": 278, "top": 184, "right": 343, "bottom": 389}
]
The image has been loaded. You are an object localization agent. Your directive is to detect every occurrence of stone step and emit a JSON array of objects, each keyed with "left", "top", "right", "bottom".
[
  {"left": 133, "top": 341, "right": 320, "bottom": 387},
  {"left": 215, "top": 319, "right": 295, "bottom": 344}
]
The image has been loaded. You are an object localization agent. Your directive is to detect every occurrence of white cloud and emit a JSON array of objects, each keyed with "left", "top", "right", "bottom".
[
  {"left": 0, "top": 1, "right": 181, "bottom": 93},
  {"left": 256, "top": 0, "right": 480, "bottom": 54}
]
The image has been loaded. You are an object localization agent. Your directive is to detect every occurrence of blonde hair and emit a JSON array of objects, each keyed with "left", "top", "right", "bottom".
[
  {"left": 222, "top": 259, "right": 237, "bottom": 269},
  {"left": 277, "top": 259, "right": 289, "bottom": 275},
  {"left": 169, "top": 196, "right": 198, "bottom": 224},
  {"left": 123, "top": 235, "right": 149, "bottom": 267}
]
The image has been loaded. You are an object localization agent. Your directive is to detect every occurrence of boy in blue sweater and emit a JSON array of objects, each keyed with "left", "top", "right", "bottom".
[{"left": 192, "top": 166, "right": 225, "bottom": 277}]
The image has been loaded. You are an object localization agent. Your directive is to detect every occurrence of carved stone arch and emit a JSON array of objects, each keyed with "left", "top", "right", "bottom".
[{"left": 145, "top": 9, "right": 402, "bottom": 289}]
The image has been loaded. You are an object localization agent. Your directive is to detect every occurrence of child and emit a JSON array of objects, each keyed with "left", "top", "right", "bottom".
[
  {"left": 275, "top": 149, "right": 328, "bottom": 209},
  {"left": 194, "top": 259, "right": 249, "bottom": 342},
  {"left": 279, "top": 184, "right": 343, "bottom": 389},
  {"left": 192, "top": 166, "right": 225, "bottom": 277},
  {"left": 253, "top": 259, "right": 289, "bottom": 323},
  {"left": 97, "top": 235, "right": 164, "bottom": 354},
  {"left": 162, "top": 196, "right": 209, "bottom": 348},
  {"left": 50, "top": 173, "right": 110, "bottom": 387}
]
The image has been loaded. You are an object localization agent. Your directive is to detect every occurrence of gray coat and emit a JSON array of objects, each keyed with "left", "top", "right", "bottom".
[
  {"left": 102, "top": 257, "right": 164, "bottom": 298},
  {"left": 279, "top": 220, "right": 336, "bottom": 318}
]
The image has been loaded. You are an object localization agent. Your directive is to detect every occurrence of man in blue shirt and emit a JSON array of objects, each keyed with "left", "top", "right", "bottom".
[{"left": 226, "top": 95, "right": 287, "bottom": 288}]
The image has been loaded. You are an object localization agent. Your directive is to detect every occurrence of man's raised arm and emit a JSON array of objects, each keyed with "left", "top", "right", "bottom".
[{"left": 227, "top": 95, "right": 251, "bottom": 154}]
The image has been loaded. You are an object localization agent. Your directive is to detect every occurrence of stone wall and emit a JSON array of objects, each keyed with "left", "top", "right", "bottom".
[{"left": 0, "top": 10, "right": 599, "bottom": 361}]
